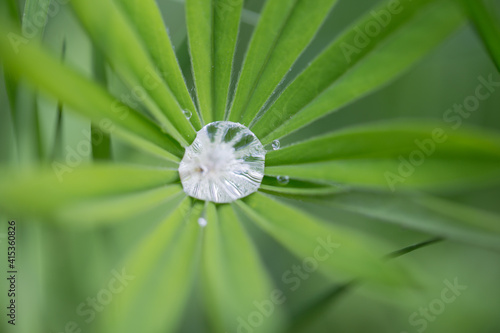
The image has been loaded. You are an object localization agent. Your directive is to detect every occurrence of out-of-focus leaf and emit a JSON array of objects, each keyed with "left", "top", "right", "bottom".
[
  {"left": 252, "top": 0, "right": 465, "bottom": 144},
  {"left": 264, "top": 122, "right": 500, "bottom": 190},
  {"left": 91, "top": 46, "right": 112, "bottom": 161},
  {"left": 71, "top": 0, "right": 196, "bottom": 145},
  {"left": 259, "top": 176, "right": 347, "bottom": 196},
  {"left": 203, "top": 203, "right": 285, "bottom": 333},
  {"left": 321, "top": 190, "right": 500, "bottom": 250},
  {"left": 235, "top": 192, "right": 420, "bottom": 290},
  {"left": 459, "top": 0, "right": 500, "bottom": 71},
  {"left": 0, "top": 21, "right": 183, "bottom": 161},
  {"left": 115, "top": 0, "right": 201, "bottom": 129},
  {"left": 109, "top": 199, "right": 202, "bottom": 333},
  {"left": 0, "top": 164, "right": 179, "bottom": 219},
  {"left": 57, "top": 185, "right": 184, "bottom": 226},
  {"left": 228, "top": 0, "right": 338, "bottom": 124}
]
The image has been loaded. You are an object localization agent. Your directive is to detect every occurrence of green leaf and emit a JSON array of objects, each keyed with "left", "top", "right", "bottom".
[
  {"left": 235, "top": 192, "right": 419, "bottom": 290},
  {"left": 0, "top": 21, "right": 183, "bottom": 161},
  {"left": 186, "top": 0, "right": 244, "bottom": 123},
  {"left": 252, "top": 0, "right": 465, "bottom": 144},
  {"left": 10, "top": 0, "right": 53, "bottom": 164},
  {"left": 459, "top": 0, "right": 500, "bottom": 71},
  {"left": 91, "top": 46, "right": 112, "bottom": 161},
  {"left": 70, "top": 0, "right": 196, "bottom": 145},
  {"left": 228, "top": 0, "right": 338, "bottom": 124},
  {"left": 326, "top": 190, "right": 500, "bottom": 250},
  {"left": 115, "top": 0, "right": 201, "bottom": 129},
  {"left": 259, "top": 176, "right": 347, "bottom": 196},
  {"left": 203, "top": 203, "right": 286, "bottom": 333},
  {"left": 264, "top": 121, "right": 500, "bottom": 190},
  {"left": 0, "top": 164, "right": 179, "bottom": 219},
  {"left": 57, "top": 185, "right": 184, "bottom": 226},
  {"left": 109, "top": 198, "right": 202, "bottom": 333},
  {"left": 291, "top": 237, "right": 442, "bottom": 332}
]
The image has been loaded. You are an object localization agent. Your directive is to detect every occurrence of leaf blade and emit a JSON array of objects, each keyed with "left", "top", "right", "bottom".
[
  {"left": 235, "top": 192, "right": 419, "bottom": 290},
  {"left": 252, "top": 0, "right": 465, "bottom": 144},
  {"left": 115, "top": 0, "right": 201, "bottom": 129},
  {"left": 264, "top": 121, "right": 500, "bottom": 190},
  {"left": 0, "top": 21, "right": 183, "bottom": 160},
  {"left": 228, "top": 0, "right": 338, "bottom": 124},
  {"left": 0, "top": 163, "right": 179, "bottom": 219},
  {"left": 203, "top": 203, "right": 285, "bottom": 332}
]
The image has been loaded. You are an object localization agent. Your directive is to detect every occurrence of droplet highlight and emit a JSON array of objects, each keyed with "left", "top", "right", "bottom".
[
  {"left": 272, "top": 140, "right": 281, "bottom": 151},
  {"left": 179, "top": 121, "right": 266, "bottom": 203},
  {"left": 182, "top": 110, "right": 192, "bottom": 120},
  {"left": 198, "top": 217, "right": 207, "bottom": 227},
  {"left": 277, "top": 175, "right": 289, "bottom": 185}
]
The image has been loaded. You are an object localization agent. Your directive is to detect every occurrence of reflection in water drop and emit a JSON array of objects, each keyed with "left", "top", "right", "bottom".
[
  {"left": 179, "top": 121, "right": 266, "bottom": 203},
  {"left": 182, "top": 110, "right": 192, "bottom": 120},
  {"left": 198, "top": 217, "right": 208, "bottom": 227},
  {"left": 277, "top": 175, "right": 289, "bottom": 185},
  {"left": 272, "top": 140, "right": 281, "bottom": 151}
]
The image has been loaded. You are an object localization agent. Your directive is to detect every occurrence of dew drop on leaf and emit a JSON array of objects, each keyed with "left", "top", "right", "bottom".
[
  {"left": 182, "top": 110, "right": 192, "bottom": 120},
  {"left": 277, "top": 175, "right": 289, "bottom": 185},
  {"left": 179, "top": 121, "right": 266, "bottom": 203},
  {"left": 272, "top": 140, "right": 281, "bottom": 151},
  {"left": 198, "top": 217, "right": 207, "bottom": 227}
]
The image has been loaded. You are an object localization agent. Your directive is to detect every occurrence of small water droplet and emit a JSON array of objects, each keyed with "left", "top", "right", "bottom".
[
  {"left": 277, "top": 175, "right": 289, "bottom": 185},
  {"left": 183, "top": 110, "right": 192, "bottom": 120},
  {"left": 272, "top": 140, "right": 280, "bottom": 150},
  {"left": 198, "top": 217, "right": 207, "bottom": 227}
]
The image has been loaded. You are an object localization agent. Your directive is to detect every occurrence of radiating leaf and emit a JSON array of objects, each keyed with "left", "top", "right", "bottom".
[
  {"left": 115, "top": 0, "right": 201, "bottom": 129},
  {"left": 57, "top": 185, "right": 184, "bottom": 226},
  {"left": 91, "top": 46, "right": 112, "bottom": 160},
  {"left": 259, "top": 176, "right": 347, "bottom": 196},
  {"left": 186, "top": 0, "right": 244, "bottom": 123},
  {"left": 0, "top": 164, "right": 179, "bottom": 219},
  {"left": 203, "top": 203, "right": 285, "bottom": 333},
  {"left": 71, "top": 0, "right": 196, "bottom": 145},
  {"left": 252, "top": 0, "right": 465, "bottom": 144},
  {"left": 228, "top": 0, "right": 338, "bottom": 124},
  {"left": 325, "top": 190, "right": 500, "bottom": 250},
  {"left": 0, "top": 21, "right": 183, "bottom": 161},
  {"left": 11, "top": 0, "right": 52, "bottom": 164},
  {"left": 235, "top": 192, "right": 419, "bottom": 290},
  {"left": 459, "top": 0, "right": 500, "bottom": 71},
  {"left": 109, "top": 199, "right": 202, "bottom": 333},
  {"left": 264, "top": 122, "right": 500, "bottom": 190}
]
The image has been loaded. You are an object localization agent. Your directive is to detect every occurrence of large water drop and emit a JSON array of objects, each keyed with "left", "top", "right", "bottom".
[{"left": 179, "top": 121, "right": 266, "bottom": 203}]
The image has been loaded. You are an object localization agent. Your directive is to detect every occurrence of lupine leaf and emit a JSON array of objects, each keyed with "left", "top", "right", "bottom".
[
  {"left": 228, "top": 0, "right": 338, "bottom": 124},
  {"left": 323, "top": 190, "right": 500, "bottom": 250},
  {"left": 70, "top": 0, "right": 196, "bottom": 145},
  {"left": 0, "top": 164, "right": 179, "bottom": 219},
  {"left": 109, "top": 199, "right": 202, "bottom": 333},
  {"left": 459, "top": 0, "right": 500, "bottom": 71},
  {"left": 235, "top": 192, "right": 420, "bottom": 290},
  {"left": 186, "top": 0, "right": 244, "bottom": 123},
  {"left": 203, "top": 203, "right": 285, "bottom": 332},
  {"left": 115, "top": 0, "right": 201, "bottom": 129},
  {"left": 0, "top": 21, "right": 183, "bottom": 161},
  {"left": 252, "top": 0, "right": 465, "bottom": 144},
  {"left": 264, "top": 122, "right": 500, "bottom": 190}
]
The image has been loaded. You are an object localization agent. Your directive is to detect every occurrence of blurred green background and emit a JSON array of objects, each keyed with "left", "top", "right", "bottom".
[{"left": 1, "top": 0, "right": 500, "bottom": 332}]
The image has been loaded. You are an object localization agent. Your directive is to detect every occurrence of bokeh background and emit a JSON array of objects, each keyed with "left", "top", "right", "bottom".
[{"left": 1, "top": 0, "right": 500, "bottom": 332}]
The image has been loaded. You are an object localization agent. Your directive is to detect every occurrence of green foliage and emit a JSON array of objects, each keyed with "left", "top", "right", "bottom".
[{"left": 0, "top": 0, "right": 499, "bottom": 332}]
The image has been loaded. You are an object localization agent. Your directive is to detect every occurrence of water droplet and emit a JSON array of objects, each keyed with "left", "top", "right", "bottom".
[
  {"left": 272, "top": 140, "right": 280, "bottom": 150},
  {"left": 198, "top": 217, "right": 207, "bottom": 227},
  {"left": 277, "top": 175, "right": 289, "bottom": 185},
  {"left": 179, "top": 121, "right": 266, "bottom": 203},
  {"left": 183, "top": 110, "right": 192, "bottom": 120}
]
